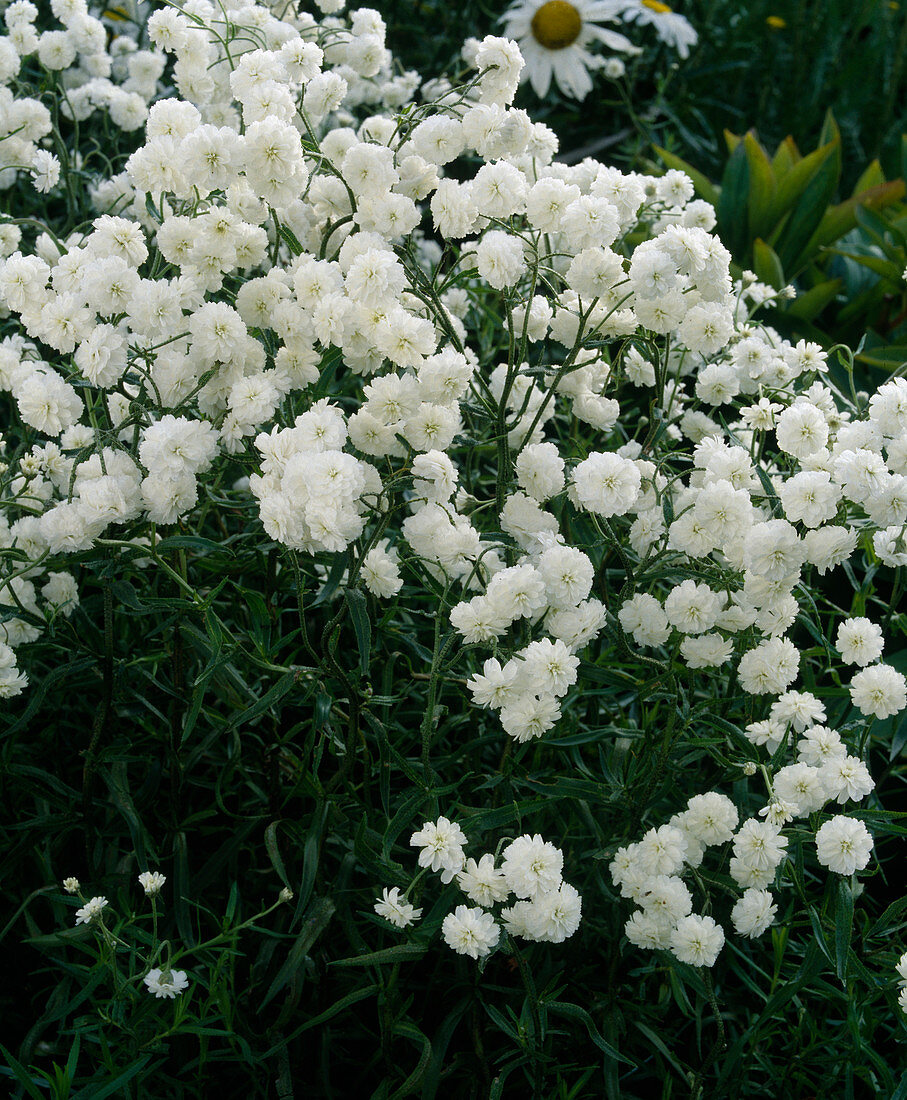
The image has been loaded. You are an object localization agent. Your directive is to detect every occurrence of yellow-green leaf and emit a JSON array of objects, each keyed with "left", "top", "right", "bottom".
[
  {"left": 785, "top": 278, "right": 843, "bottom": 321},
  {"left": 724, "top": 129, "right": 743, "bottom": 156},
  {"left": 744, "top": 132, "right": 777, "bottom": 242},
  {"left": 753, "top": 238, "right": 785, "bottom": 289},
  {"left": 773, "top": 139, "right": 839, "bottom": 223},
  {"left": 851, "top": 158, "right": 886, "bottom": 197},
  {"left": 805, "top": 179, "right": 906, "bottom": 256},
  {"left": 772, "top": 135, "right": 801, "bottom": 179}
]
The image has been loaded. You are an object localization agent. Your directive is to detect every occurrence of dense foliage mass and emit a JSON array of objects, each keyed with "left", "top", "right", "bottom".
[{"left": 1, "top": 0, "right": 906, "bottom": 1097}]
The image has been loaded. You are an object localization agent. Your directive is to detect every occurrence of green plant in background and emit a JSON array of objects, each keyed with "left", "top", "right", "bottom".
[
  {"left": 656, "top": 0, "right": 907, "bottom": 191},
  {"left": 654, "top": 113, "right": 906, "bottom": 341},
  {"left": 827, "top": 201, "right": 907, "bottom": 371}
]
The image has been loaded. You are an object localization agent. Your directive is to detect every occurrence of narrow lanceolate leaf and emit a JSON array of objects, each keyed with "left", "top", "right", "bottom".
[
  {"left": 717, "top": 141, "right": 750, "bottom": 261},
  {"left": 776, "top": 146, "right": 842, "bottom": 273},
  {"left": 752, "top": 238, "right": 785, "bottom": 290},
  {"left": 835, "top": 879, "right": 854, "bottom": 982},
  {"left": 345, "top": 587, "right": 372, "bottom": 675},
  {"left": 329, "top": 943, "right": 426, "bottom": 967},
  {"left": 743, "top": 132, "right": 777, "bottom": 245}
]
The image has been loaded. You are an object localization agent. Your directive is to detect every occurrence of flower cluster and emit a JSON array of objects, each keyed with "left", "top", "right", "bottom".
[
  {"left": 1, "top": 0, "right": 167, "bottom": 194},
  {"left": 0, "top": 0, "right": 904, "bottom": 985},
  {"left": 611, "top": 733, "right": 877, "bottom": 966},
  {"left": 65, "top": 870, "right": 190, "bottom": 998},
  {"left": 374, "top": 817, "right": 581, "bottom": 958}
]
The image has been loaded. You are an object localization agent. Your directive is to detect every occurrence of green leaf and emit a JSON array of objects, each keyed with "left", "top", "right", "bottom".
[
  {"left": 784, "top": 278, "right": 843, "bottom": 321},
  {"left": 775, "top": 140, "right": 841, "bottom": 274},
  {"left": 421, "top": 1000, "right": 470, "bottom": 1100},
  {"left": 717, "top": 141, "right": 750, "bottom": 260},
  {"left": 771, "top": 135, "right": 801, "bottom": 180},
  {"left": 855, "top": 344, "right": 907, "bottom": 370},
  {"left": 806, "top": 180, "right": 905, "bottom": 255},
  {"left": 259, "top": 896, "right": 335, "bottom": 1010},
  {"left": 818, "top": 109, "right": 840, "bottom": 149},
  {"left": 345, "top": 588, "right": 371, "bottom": 676},
  {"left": 389, "top": 1020, "right": 432, "bottom": 1100},
  {"left": 835, "top": 879, "right": 854, "bottom": 982},
  {"left": 743, "top": 132, "right": 776, "bottom": 242},
  {"left": 855, "top": 203, "right": 907, "bottom": 256},
  {"left": 0, "top": 1045, "right": 47, "bottom": 1100},
  {"left": 772, "top": 140, "right": 839, "bottom": 227},
  {"left": 264, "top": 821, "right": 290, "bottom": 889},
  {"left": 828, "top": 249, "right": 902, "bottom": 282},
  {"left": 105, "top": 762, "right": 151, "bottom": 869},
  {"left": 752, "top": 238, "right": 785, "bottom": 289},
  {"left": 266, "top": 985, "right": 379, "bottom": 1054},
  {"left": 275, "top": 222, "right": 304, "bottom": 256},
  {"left": 546, "top": 1002, "right": 635, "bottom": 1065},
  {"left": 225, "top": 667, "right": 304, "bottom": 731},
  {"left": 869, "top": 893, "right": 907, "bottom": 936},
  {"left": 75, "top": 1058, "right": 155, "bottom": 1100},
  {"left": 330, "top": 943, "right": 426, "bottom": 968},
  {"left": 851, "top": 158, "right": 886, "bottom": 196}
]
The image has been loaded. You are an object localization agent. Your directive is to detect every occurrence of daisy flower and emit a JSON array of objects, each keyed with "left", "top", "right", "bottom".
[
  {"left": 619, "top": 1, "right": 698, "bottom": 59},
  {"left": 500, "top": 0, "right": 636, "bottom": 100}
]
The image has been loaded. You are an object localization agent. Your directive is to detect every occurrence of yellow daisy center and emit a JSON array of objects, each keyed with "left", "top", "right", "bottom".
[
  {"left": 642, "top": 0, "right": 672, "bottom": 11},
  {"left": 531, "top": 0, "right": 583, "bottom": 49}
]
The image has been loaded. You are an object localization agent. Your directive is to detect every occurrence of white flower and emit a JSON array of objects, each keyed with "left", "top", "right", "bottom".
[
  {"left": 836, "top": 617, "right": 885, "bottom": 666},
  {"left": 409, "top": 817, "right": 467, "bottom": 882},
  {"left": 682, "top": 793, "right": 738, "bottom": 846},
  {"left": 849, "top": 664, "right": 907, "bottom": 719},
  {"left": 815, "top": 816, "right": 873, "bottom": 875},
  {"left": 75, "top": 896, "right": 107, "bottom": 925},
  {"left": 523, "top": 882, "right": 583, "bottom": 942},
  {"left": 457, "top": 855, "right": 511, "bottom": 907},
  {"left": 501, "top": 834, "right": 564, "bottom": 898},
  {"left": 625, "top": 909, "right": 672, "bottom": 950},
  {"left": 669, "top": 914, "right": 725, "bottom": 967},
  {"left": 731, "top": 889, "right": 777, "bottom": 938},
  {"left": 374, "top": 887, "right": 422, "bottom": 929},
  {"left": 732, "top": 819, "right": 788, "bottom": 874},
  {"left": 441, "top": 905, "right": 501, "bottom": 958},
  {"left": 501, "top": 0, "right": 636, "bottom": 100},
  {"left": 143, "top": 967, "right": 190, "bottom": 999},
  {"left": 636, "top": 825, "right": 687, "bottom": 876},
  {"left": 62, "top": 877, "right": 80, "bottom": 894},
  {"left": 31, "top": 149, "right": 61, "bottom": 193},
  {"left": 572, "top": 451, "right": 641, "bottom": 517},
  {"left": 819, "top": 754, "right": 874, "bottom": 805},
  {"left": 619, "top": 1, "right": 698, "bottom": 58},
  {"left": 138, "top": 871, "right": 166, "bottom": 896}
]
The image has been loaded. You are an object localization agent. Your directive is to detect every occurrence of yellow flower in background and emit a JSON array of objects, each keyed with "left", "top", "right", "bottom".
[
  {"left": 501, "top": 0, "right": 638, "bottom": 100},
  {"left": 766, "top": 15, "right": 787, "bottom": 28}
]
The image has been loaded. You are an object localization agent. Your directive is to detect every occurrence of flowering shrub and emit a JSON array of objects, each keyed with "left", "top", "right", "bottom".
[{"left": 1, "top": 0, "right": 906, "bottom": 1094}]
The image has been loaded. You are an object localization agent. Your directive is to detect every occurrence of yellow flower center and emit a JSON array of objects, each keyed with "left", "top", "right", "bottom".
[
  {"left": 642, "top": 0, "right": 672, "bottom": 12},
  {"left": 531, "top": 0, "right": 583, "bottom": 49}
]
